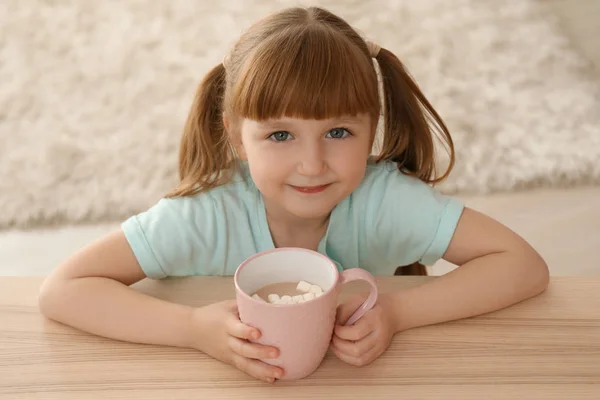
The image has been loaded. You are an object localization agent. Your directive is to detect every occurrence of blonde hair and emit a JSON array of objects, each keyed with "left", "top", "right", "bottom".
[{"left": 167, "top": 7, "right": 454, "bottom": 198}]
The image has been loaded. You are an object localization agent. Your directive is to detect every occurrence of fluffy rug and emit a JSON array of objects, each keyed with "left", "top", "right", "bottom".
[{"left": 1, "top": 0, "right": 599, "bottom": 229}]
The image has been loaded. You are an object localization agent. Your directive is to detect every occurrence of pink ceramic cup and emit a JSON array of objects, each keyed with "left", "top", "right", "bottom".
[{"left": 234, "top": 247, "right": 378, "bottom": 380}]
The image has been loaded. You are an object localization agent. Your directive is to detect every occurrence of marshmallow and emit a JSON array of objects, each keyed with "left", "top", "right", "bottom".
[
  {"left": 303, "top": 292, "right": 315, "bottom": 302},
  {"left": 309, "top": 285, "right": 323, "bottom": 295},
  {"left": 281, "top": 295, "right": 293, "bottom": 304},
  {"left": 315, "top": 291, "right": 323, "bottom": 297},
  {"left": 268, "top": 294, "right": 280, "bottom": 304},
  {"left": 292, "top": 295, "right": 305, "bottom": 304},
  {"left": 252, "top": 294, "right": 265, "bottom": 302},
  {"left": 296, "top": 280, "right": 312, "bottom": 293}
]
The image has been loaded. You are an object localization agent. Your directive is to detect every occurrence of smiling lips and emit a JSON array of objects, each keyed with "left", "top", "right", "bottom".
[{"left": 289, "top": 184, "right": 331, "bottom": 194}]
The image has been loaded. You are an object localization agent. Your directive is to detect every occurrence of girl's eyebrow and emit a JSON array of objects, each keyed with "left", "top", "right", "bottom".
[{"left": 331, "top": 117, "right": 365, "bottom": 125}]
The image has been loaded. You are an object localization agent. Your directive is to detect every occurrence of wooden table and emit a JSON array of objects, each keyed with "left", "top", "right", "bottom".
[{"left": 1, "top": 276, "right": 599, "bottom": 399}]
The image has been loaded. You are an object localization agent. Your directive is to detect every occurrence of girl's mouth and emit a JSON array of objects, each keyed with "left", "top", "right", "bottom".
[{"left": 289, "top": 184, "right": 331, "bottom": 194}]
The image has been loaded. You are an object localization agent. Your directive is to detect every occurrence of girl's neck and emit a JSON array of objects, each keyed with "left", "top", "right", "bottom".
[{"left": 263, "top": 202, "right": 330, "bottom": 251}]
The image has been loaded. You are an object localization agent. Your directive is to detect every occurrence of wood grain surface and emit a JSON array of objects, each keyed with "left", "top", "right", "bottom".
[{"left": 1, "top": 276, "right": 599, "bottom": 399}]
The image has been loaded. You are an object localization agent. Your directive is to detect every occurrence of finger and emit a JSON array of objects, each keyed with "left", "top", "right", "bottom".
[
  {"left": 336, "top": 295, "right": 368, "bottom": 325},
  {"left": 226, "top": 315, "right": 261, "bottom": 341},
  {"left": 228, "top": 336, "right": 280, "bottom": 360},
  {"left": 331, "top": 342, "right": 382, "bottom": 367},
  {"left": 331, "top": 331, "right": 378, "bottom": 358},
  {"left": 334, "top": 313, "right": 374, "bottom": 341},
  {"left": 231, "top": 353, "right": 284, "bottom": 383}
]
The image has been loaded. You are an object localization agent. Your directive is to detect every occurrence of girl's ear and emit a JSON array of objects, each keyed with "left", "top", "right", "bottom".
[{"left": 223, "top": 113, "right": 247, "bottom": 160}]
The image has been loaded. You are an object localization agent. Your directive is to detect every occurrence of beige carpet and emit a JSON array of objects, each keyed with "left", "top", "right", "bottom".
[{"left": 1, "top": 0, "right": 599, "bottom": 229}]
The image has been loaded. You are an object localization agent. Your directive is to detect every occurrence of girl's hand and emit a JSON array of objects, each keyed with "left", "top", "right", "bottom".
[
  {"left": 331, "top": 293, "right": 398, "bottom": 367},
  {"left": 191, "top": 300, "right": 284, "bottom": 383}
]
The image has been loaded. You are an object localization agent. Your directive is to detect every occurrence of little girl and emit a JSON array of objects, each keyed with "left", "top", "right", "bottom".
[{"left": 39, "top": 7, "right": 549, "bottom": 383}]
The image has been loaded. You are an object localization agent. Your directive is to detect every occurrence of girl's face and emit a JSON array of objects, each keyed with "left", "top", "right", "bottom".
[{"left": 238, "top": 114, "right": 373, "bottom": 222}]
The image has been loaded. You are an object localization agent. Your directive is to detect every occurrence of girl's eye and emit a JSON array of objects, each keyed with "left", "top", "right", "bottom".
[
  {"left": 268, "top": 131, "right": 292, "bottom": 142},
  {"left": 326, "top": 128, "right": 350, "bottom": 139}
]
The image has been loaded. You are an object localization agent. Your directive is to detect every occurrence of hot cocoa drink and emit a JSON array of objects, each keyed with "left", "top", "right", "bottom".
[{"left": 252, "top": 280, "right": 324, "bottom": 304}]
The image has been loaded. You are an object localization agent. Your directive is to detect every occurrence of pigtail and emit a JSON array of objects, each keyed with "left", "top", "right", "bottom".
[
  {"left": 167, "top": 63, "right": 234, "bottom": 197},
  {"left": 374, "top": 48, "right": 455, "bottom": 184}
]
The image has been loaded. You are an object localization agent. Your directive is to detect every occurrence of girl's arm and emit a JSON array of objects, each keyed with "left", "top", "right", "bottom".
[
  {"left": 38, "top": 230, "right": 198, "bottom": 348},
  {"left": 39, "top": 230, "right": 284, "bottom": 382},
  {"left": 389, "top": 207, "right": 549, "bottom": 332}
]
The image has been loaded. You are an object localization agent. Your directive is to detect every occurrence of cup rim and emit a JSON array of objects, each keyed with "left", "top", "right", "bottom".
[{"left": 234, "top": 247, "right": 339, "bottom": 307}]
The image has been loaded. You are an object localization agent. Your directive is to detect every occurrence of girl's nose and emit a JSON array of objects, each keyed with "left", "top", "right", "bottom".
[{"left": 298, "top": 142, "right": 327, "bottom": 176}]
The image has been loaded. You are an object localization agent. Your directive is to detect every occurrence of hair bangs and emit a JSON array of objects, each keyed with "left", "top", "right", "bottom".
[{"left": 231, "top": 27, "right": 380, "bottom": 121}]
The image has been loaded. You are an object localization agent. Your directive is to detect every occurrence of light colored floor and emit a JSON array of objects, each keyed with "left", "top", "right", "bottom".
[{"left": 1, "top": 187, "right": 598, "bottom": 277}]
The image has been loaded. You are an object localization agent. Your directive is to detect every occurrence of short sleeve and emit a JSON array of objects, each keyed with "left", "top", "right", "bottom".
[
  {"left": 366, "top": 165, "right": 464, "bottom": 266},
  {"left": 121, "top": 196, "right": 218, "bottom": 279}
]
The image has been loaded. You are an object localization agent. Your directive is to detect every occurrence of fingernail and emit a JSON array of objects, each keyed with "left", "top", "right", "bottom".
[
  {"left": 275, "top": 370, "right": 283, "bottom": 379},
  {"left": 269, "top": 351, "right": 277, "bottom": 358},
  {"left": 252, "top": 331, "right": 260, "bottom": 340}
]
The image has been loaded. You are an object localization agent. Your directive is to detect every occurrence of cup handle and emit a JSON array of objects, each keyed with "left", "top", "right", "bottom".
[{"left": 338, "top": 268, "right": 379, "bottom": 326}]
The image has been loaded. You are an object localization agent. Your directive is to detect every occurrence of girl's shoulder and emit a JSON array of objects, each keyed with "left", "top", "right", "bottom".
[
  {"left": 357, "top": 158, "right": 426, "bottom": 197},
  {"left": 144, "top": 162, "right": 258, "bottom": 226},
  {"left": 349, "top": 157, "right": 460, "bottom": 220},
  {"left": 342, "top": 158, "right": 463, "bottom": 268}
]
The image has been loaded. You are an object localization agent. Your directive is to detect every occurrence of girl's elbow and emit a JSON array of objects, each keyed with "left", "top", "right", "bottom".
[
  {"left": 528, "top": 250, "right": 550, "bottom": 295},
  {"left": 38, "top": 276, "right": 65, "bottom": 320},
  {"left": 38, "top": 280, "right": 55, "bottom": 318}
]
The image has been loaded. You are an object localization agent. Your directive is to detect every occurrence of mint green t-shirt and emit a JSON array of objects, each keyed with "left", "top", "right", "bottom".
[{"left": 121, "top": 160, "right": 464, "bottom": 278}]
